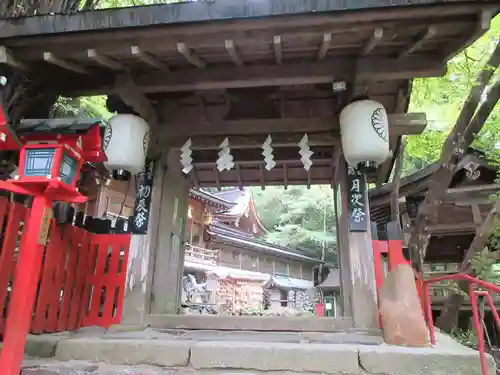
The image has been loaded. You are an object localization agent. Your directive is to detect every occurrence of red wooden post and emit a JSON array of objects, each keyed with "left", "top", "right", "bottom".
[{"left": 0, "top": 195, "right": 51, "bottom": 375}]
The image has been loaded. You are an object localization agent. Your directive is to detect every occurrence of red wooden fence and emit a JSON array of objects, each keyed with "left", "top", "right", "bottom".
[{"left": 0, "top": 196, "right": 131, "bottom": 338}]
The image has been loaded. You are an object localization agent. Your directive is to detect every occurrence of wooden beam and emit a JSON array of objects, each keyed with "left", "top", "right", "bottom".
[
  {"left": 390, "top": 140, "right": 405, "bottom": 222},
  {"left": 444, "top": 184, "right": 500, "bottom": 203},
  {"left": 399, "top": 26, "right": 437, "bottom": 59},
  {"left": 273, "top": 35, "right": 283, "bottom": 64},
  {"left": 131, "top": 46, "right": 169, "bottom": 71},
  {"left": 172, "top": 132, "right": 338, "bottom": 150},
  {"left": 408, "top": 41, "right": 500, "bottom": 262},
  {"left": 443, "top": 10, "right": 493, "bottom": 61},
  {"left": 88, "top": 49, "right": 126, "bottom": 70},
  {"left": 113, "top": 75, "right": 158, "bottom": 126},
  {"left": 317, "top": 33, "right": 332, "bottom": 61},
  {"left": 43, "top": 52, "right": 87, "bottom": 74},
  {"left": 163, "top": 113, "right": 427, "bottom": 139},
  {"left": 225, "top": 40, "right": 244, "bottom": 66},
  {"left": 195, "top": 163, "right": 333, "bottom": 187},
  {"left": 362, "top": 28, "right": 383, "bottom": 56},
  {"left": 355, "top": 57, "right": 444, "bottom": 81},
  {"left": 62, "top": 57, "right": 445, "bottom": 96},
  {"left": 177, "top": 43, "right": 206, "bottom": 68},
  {"left": 0, "top": 46, "right": 26, "bottom": 70}
]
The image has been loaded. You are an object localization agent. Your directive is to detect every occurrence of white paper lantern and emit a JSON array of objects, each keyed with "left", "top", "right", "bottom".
[
  {"left": 103, "top": 114, "right": 150, "bottom": 177},
  {"left": 340, "top": 99, "right": 390, "bottom": 168}
]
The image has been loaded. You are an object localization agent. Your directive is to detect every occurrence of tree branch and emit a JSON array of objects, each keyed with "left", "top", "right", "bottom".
[{"left": 408, "top": 41, "right": 500, "bottom": 261}]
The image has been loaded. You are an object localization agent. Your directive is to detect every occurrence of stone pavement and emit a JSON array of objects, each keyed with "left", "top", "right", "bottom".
[{"left": 21, "top": 328, "right": 496, "bottom": 375}]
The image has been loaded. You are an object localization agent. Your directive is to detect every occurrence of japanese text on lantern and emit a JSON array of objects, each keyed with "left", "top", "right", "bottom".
[
  {"left": 347, "top": 165, "right": 367, "bottom": 232},
  {"left": 132, "top": 159, "right": 154, "bottom": 234}
]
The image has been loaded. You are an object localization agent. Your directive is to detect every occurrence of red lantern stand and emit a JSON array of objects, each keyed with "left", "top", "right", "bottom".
[{"left": 0, "top": 110, "right": 104, "bottom": 375}]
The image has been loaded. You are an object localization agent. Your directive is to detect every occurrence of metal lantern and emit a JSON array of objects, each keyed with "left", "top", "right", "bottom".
[
  {"left": 340, "top": 99, "right": 390, "bottom": 170},
  {"left": 103, "top": 114, "right": 150, "bottom": 181}
]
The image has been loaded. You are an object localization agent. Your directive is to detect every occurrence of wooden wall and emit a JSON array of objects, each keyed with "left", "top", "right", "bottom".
[{"left": 209, "top": 244, "right": 313, "bottom": 281}]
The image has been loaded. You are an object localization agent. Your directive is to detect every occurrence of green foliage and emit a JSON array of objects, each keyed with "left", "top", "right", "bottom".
[
  {"left": 450, "top": 327, "right": 478, "bottom": 350},
  {"left": 405, "top": 16, "right": 500, "bottom": 175},
  {"left": 51, "top": 96, "right": 113, "bottom": 120},
  {"left": 251, "top": 186, "right": 337, "bottom": 265}
]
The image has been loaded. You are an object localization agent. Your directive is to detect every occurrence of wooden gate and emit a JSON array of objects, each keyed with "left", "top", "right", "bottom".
[{"left": 0, "top": 196, "right": 131, "bottom": 337}]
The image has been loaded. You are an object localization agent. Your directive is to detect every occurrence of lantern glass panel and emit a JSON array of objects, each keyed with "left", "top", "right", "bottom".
[
  {"left": 24, "top": 148, "right": 56, "bottom": 177},
  {"left": 59, "top": 152, "right": 78, "bottom": 185}
]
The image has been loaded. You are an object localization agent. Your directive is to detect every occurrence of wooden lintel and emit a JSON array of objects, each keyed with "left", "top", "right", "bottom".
[
  {"left": 317, "top": 33, "right": 332, "bottom": 61},
  {"left": 273, "top": 35, "right": 283, "bottom": 65},
  {"left": 399, "top": 26, "right": 438, "bottom": 59},
  {"left": 131, "top": 46, "right": 169, "bottom": 71},
  {"left": 177, "top": 43, "right": 206, "bottom": 68},
  {"left": 88, "top": 49, "right": 126, "bottom": 71},
  {"left": 362, "top": 28, "right": 383, "bottom": 56},
  {"left": 164, "top": 113, "right": 427, "bottom": 139},
  {"left": 172, "top": 132, "right": 337, "bottom": 150},
  {"left": 224, "top": 40, "right": 244, "bottom": 66},
  {"left": 43, "top": 52, "right": 87, "bottom": 74},
  {"left": 0, "top": 46, "right": 26, "bottom": 70}
]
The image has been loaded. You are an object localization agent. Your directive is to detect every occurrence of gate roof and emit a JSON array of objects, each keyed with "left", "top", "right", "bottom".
[{"left": 0, "top": 0, "right": 498, "bottom": 187}]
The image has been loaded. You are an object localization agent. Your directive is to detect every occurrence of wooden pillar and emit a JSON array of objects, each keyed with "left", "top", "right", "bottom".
[
  {"left": 336, "top": 158, "right": 378, "bottom": 329},
  {"left": 122, "top": 162, "right": 163, "bottom": 325},
  {"left": 149, "top": 149, "right": 190, "bottom": 315}
]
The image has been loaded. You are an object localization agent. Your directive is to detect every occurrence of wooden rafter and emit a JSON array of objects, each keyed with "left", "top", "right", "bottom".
[
  {"left": 225, "top": 40, "right": 244, "bottom": 66},
  {"left": 408, "top": 41, "right": 500, "bottom": 262},
  {"left": 362, "top": 28, "right": 384, "bottom": 56},
  {"left": 43, "top": 52, "right": 87, "bottom": 74},
  {"left": 0, "top": 46, "right": 26, "bottom": 70},
  {"left": 443, "top": 10, "right": 493, "bottom": 61},
  {"left": 88, "top": 49, "right": 126, "bottom": 70},
  {"left": 273, "top": 35, "right": 283, "bottom": 65},
  {"left": 399, "top": 25, "right": 437, "bottom": 58},
  {"left": 317, "top": 33, "right": 332, "bottom": 61},
  {"left": 131, "top": 46, "right": 169, "bottom": 71},
  {"left": 177, "top": 43, "right": 206, "bottom": 68}
]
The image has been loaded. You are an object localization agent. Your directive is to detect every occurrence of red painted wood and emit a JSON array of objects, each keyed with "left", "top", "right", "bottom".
[
  {"left": 0, "top": 201, "right": 26, "bottom": 334},
  {"left": 50, "top": 227, "right": 71, "bottom": 332},
  {"left": 81, "top": 233, "right": 131, "bottom": 328},
  {"left": 0, "top": 195, "right": 51, "bottom": 375},
  {"left": 387, "top": 240, "right": 409, "bottom": 270},
  {"left": 58, "top": 227, "right": 80, "bottom": 331},
  {"left": 32, "top": 221, "right": 63, "bottom": 333},
  {"left": 68, "top": 228, "right": 91, "bottom": 330}
]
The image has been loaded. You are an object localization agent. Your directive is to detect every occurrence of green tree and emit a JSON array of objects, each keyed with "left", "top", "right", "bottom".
[
  {"left": 404, "top": 16, "right": 500, "bottom": 174},
  {"left": 251, "top": 185, "right": 337, "bottom": 266}
]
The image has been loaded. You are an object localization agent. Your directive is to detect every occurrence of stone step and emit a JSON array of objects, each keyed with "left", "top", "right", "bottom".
[{"left": 24, "top": 331, "right": 496, "bottom": 375}]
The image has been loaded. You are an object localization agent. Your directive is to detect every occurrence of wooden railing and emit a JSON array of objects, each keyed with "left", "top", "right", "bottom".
[
  {"left": 184, "top": 244, "right": 219, "bottom": 265},
  {"left": 425, "top": 271, "right": 500, "bottom": 304}
]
